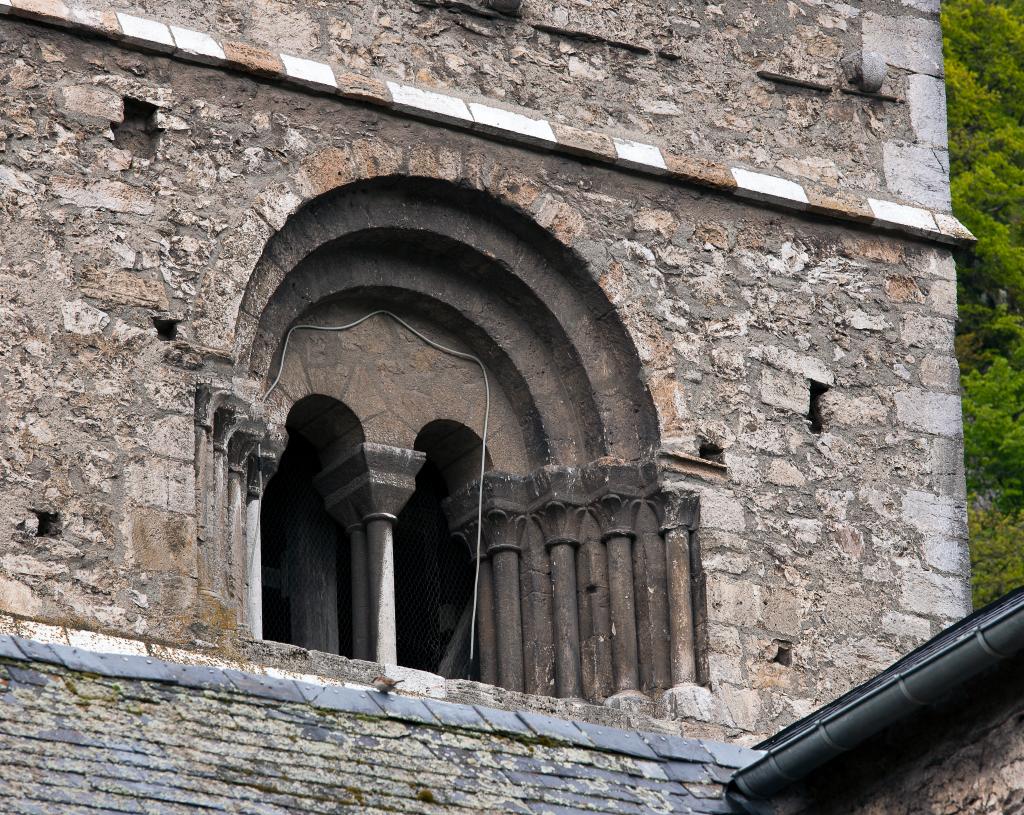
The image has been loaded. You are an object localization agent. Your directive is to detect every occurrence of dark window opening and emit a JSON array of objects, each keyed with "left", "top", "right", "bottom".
[
  {"left": 808, "top": 380, "right": 830, "bottom": 434},
  {"left": 260, "top": 433, "right": 346, "bottom": 654},
  {"left": 152, "top": 316, "right": 179, "bottom": 341},
  {"left": 32, "top": 510, "right": 61, "bottom": 538},
  {"left": 112, "top": 97, "right": 160, "bottom": 158},
  {"left": 394, "top": 460, "right": 476, "bottom": 678}
]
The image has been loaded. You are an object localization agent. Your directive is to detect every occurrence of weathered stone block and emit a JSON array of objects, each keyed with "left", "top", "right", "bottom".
[
  {"left": 883, "top": 142, "right": 951, "bottom": 211},
  {"left": 895, "top": 389, "right": 962, "bottom": 437},
  {"left": 760, "top": 369, "right": 809, "bottom": 414},
  {"left": 60, "top": 86, "right": 123, "bottom": 121},
  {"left": 907, "top": 74, "right": 949, "bottom": 149},
  {"left": 902, "top": 490, "right": 968, "bottom": 573},
  {"left": 863, "top": 13, "right": 944, "bottom": 77}
]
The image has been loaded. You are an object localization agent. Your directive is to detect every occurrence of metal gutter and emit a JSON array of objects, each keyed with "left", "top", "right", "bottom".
[{"left": 729, "top": 588, "right": 1024, "bottom": 801}]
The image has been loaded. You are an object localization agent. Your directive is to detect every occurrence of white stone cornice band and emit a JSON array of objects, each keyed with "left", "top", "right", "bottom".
[{"left": 0, "top": 0, "right": 975, "bottom": 247}]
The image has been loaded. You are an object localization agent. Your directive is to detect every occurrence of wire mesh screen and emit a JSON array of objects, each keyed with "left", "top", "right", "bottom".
[
  {"left": 260, "top": 434, "right": 348, "bottom": 656},
  {"left": 394, "top": 461, "right": 476, "bottom": 678}
]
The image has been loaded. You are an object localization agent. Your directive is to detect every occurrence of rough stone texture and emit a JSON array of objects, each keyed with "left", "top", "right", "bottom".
[
  {"left": 778, "top": 651, "right": 1024, "bottom": 815},
  {"left": 30, "top": 0, "right": 949, "bottom": 208},
  {"left": 0, "top": 639, "right": 751, "bottom": 814},
  {"left": 0, "top": 8, "right": 968, "bottom": 746}
]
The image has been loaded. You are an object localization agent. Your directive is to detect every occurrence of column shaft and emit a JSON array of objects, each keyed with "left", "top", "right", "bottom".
[
  {"left": 245, "top": 496, "right": 262, "bottom": 639},
  {"left": 549, "top": 542, "right": 583, "bottom": 699},
  {"left": 665, "top": 527, "right": 697, "bottom": 685},
  {"left": 606, "top": 534, "right": 641, "bottom": 694},
  {"left": 476, "top": 558, "right": 498, "bottom": 686},
  {"left": 492, "top": 549, "right": 525, "bottom": 691},
  {"left": 348, "top": 524, "right": 372, "bottom": 661},
  {"left": 226, "top": 470, "right": 246, "bottom": 611},
  {"left": 367, "top": 516, "right": 398, "bottom": 665}
]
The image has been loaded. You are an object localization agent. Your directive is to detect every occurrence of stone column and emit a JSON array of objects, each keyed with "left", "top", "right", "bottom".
[
  {"left": 453, "top": 516, "right": 498, "bottom": 686},
  {"left": 530, "top": 467, "right": 586, "bottom": 701},
  {"left": 244, "top": 452, "right": 267, "bottom": 640},
  {"left": 658, "top": 490, "right": 700, "bottom": 688},
  {"left": 347, "top": 521, "right": 372, "bottom": 661},
  {"left": 586, "top": 463, "right": 644, "bottom": 705},
  {"left": 203, "top": 403, "right": 238, "bottom": 607},
  {"left": 316, "top": 443, "right": 425, "bottom": 666}
]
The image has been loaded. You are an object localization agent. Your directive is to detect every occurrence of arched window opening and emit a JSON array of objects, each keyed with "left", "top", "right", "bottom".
[
  {"left": 260, "top": 429, "right": 348, "bottom": 655},
  {"left": 394, "top": 460, "right": 475, "bottom": 678}
]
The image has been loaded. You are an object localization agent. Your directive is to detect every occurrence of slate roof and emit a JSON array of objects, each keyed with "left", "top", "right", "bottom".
[{"left": 0, "top": 634, "right": 756, "bottom": 814}]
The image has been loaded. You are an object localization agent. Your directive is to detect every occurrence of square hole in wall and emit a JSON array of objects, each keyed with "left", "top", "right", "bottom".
[{"left": 112, "top": 97, "right": 160, "bottom": 158}]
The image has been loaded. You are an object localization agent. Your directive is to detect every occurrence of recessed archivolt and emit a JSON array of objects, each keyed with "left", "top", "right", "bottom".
[{"left": 191, "top": 140, "right": 662, "bottom": 469}]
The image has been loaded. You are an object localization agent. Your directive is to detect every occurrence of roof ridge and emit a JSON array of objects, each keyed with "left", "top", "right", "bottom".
[{"left": 0, "top": 632, "right": 764, "bottom": 772}]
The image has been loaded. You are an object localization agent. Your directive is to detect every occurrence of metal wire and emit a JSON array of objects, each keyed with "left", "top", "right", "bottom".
[{"left": 261, "top": 310, "right": 491, "bottom": 667}]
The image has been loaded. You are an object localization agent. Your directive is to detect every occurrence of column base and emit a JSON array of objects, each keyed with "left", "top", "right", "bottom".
[
  {"left": 604, "top": 689, "right": 650, "bottom": 713},
  {"left": 661, "top": 683, "right": 715, "bottom": 722}
]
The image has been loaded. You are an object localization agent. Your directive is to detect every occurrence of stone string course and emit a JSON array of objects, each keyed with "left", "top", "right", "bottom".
[{"left": 0, "top": 0, "right": 974, "bottom": 248}]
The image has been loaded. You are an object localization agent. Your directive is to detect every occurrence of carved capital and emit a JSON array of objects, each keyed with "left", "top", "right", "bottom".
[
  {"left": 528, "top": 466, "right": 587, "bottom": 548},
  {"left": 655, "top": 488, "right": 700, "bottom": 534},
  {"left": 583, "top": 460, "right": 646, "bottom": 541},
  {"left": 314, "top": 442, "right": 426, "bottom": 524},
  {"left": 443, "top": 472, "right": 529, "bottom": 559}
]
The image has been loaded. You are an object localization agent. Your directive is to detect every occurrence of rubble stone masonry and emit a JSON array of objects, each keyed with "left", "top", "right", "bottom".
[{"left": 0, "top": 0, "right": 969, "bottom": 743}]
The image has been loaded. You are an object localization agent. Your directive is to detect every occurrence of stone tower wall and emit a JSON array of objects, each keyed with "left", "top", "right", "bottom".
[{"left": 0, "top": 0, "right": 967, "bottom": 741}]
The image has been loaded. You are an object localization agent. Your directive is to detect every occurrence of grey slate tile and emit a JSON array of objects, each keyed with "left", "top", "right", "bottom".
[
  {"left": 6, "top": 665, "right": 52, "bottom": 687},
  {"left": 13, "top": 637, "right": 62, "bottom": 666},
  {"left": 475, "top": 704, "right": 533, "bottom": 735},
  {"left": 640, "top": 731, "right": 715, "bottom": 763},
  {"left": 699, "top": 739, "right": 764, "bottom": 769},
  {"left": 573, "top": 720, "right": 660, "bottom": 760},
  {"left": 424, "top": 699, "right": 491, "bottom": 731},
  {"left": 312, "top": 684, "right": 385, "bottom": 716},
  {"left": 49, "top": 644, "right": 113, "bottom": 676},
  {"left": 664, "top": 760, "right": 712, "bottom": 784},
  {"left": 369, "top": 690, "right": 438, "bottom": 724},
  {"left": 518, "top": 711, "right": 593, "bottom": 748},
  {"left": 96, "top": 653, "right": 176, "bottom": 683},
  {"left": 223, "top": 669, "right": 305, "bottom": 703},
  {"left": 0, "top": 633, "right": 24, "bottom": 660},
  {"left": 163, "top": 663, "right": 232, "bottom": 691}
]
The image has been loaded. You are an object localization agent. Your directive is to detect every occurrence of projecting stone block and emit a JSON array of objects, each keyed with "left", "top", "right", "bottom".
[
  {"left": 170, "top": 25, "right": 226, "bottom": 64},
  {"left": 115, "top": 12, "right": 175, "bottom": 52},
  {"left": 612, "top": 137, "right": 667, "bottom": 173},
  {"left": 386, "top": 81, "right": 472, "bottom": 126},
  {"left": 731, "top": 168, "right": 808, "bottom": 208},
  {"left": 868, "top": 197, "right": 937, "bottom": 233},
  {"left": 469, "top": 102, "right": 556, "bottom": 146},
  {"left": 280, "top": 54, "right": 337, "bottom": 90}
]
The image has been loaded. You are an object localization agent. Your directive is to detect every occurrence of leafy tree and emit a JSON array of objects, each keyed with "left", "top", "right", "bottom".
[{"left": 943, "top": 0, "right": 1024, "bottom": 605}]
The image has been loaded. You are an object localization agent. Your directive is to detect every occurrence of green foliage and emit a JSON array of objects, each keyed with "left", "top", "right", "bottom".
[
  {"left": 961, "top": 357, "right": 1024, "bottom": 513},
  {"left": 943, "top": 0, "right": 1024, "bottom": 606},
  {"left": 968, "top": 505, "right": 1024, "bottom": 607}
]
